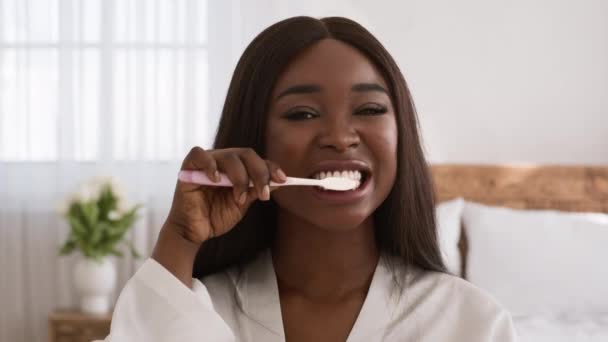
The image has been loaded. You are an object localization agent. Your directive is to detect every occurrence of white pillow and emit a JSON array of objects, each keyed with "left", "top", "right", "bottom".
[
  {"left": 436, "top": 197, "right": 464, "bottom": 276},
  {"left": 463, "top": 201, "right": 608, "bottom": 316}
]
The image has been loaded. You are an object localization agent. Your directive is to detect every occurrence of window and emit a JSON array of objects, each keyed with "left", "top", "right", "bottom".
[{"left": 0, "top": 0, "right": 209, "bottom": 161}]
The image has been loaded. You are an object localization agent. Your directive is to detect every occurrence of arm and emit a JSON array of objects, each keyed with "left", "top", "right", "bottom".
[
  {"left": 98, "top": 251, "right": 235, "bottom": 341},
  {"left": 151, "top": 224, "right": 201, "bottom": 288},
  {"left": 98, "top": 146, "right": 284, "bottom": 341}
]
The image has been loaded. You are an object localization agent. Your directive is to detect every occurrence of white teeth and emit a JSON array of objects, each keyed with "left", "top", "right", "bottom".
[{"left": 313, "top": 170, "right": 363, "bottom": 181}]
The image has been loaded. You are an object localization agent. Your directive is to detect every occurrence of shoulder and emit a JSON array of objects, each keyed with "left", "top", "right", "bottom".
[
  {"left": 408, "top": 268, "right": 508, "bottom": 316},
  {"left": 395, "top": 267, "right": 516, "bottom": 340},
  {"left": 428, "top": 271, "right": 501, "bottom": 305}
]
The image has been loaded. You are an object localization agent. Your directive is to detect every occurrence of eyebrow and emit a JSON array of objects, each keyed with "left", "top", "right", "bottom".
[
  {"left": 351, "top": 83, "right": 388, "bottom": 94},
  {"left": 276, "top": 84, "right": 321, "bottom": 99},
  {"left": 276, "top": 82, "right": 389, "bottom": 100}
]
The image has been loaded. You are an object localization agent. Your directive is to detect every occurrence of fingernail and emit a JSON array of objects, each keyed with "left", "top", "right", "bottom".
[
  {"left": 239, "top": 192, "right": 247, "bottom": 205},
  {"left": 262, "top": 185, "right": 270, "bottom": 200},
  {"left": 276, "top": 169, "right": 287, "bottom": 181},
  {"left": 213, "top": 170, "right": 220, "bottom": 182}
]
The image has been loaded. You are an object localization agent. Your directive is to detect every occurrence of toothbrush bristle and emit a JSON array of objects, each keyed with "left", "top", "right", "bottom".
[{"left": 321, "top": 177, "right": 359, "bottom": 191}]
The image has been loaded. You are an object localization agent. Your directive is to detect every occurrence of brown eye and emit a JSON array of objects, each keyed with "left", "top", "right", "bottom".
[
  {"left": 356, "top": 105, "right": 388, "bottom": 116},
  {"left": 283, "top": 111, "right": 318, "bottom": 121},
  {"left": 282, "top": 107, "right": 320, "bottom": 121}
]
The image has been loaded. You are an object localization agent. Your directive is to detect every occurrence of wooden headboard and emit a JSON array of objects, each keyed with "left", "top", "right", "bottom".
[{"left": 430, "top": 164, "right": 608, "bottom": 276}]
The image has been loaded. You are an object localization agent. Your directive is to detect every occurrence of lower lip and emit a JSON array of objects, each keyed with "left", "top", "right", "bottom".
[{"left": 310, "top": 175, "right": 371, "bottom": 204}]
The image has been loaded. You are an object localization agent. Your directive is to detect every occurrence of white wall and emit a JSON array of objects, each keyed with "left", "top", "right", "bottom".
[{"left": 234, "top": 0, "right": 608, "bottom": 164}]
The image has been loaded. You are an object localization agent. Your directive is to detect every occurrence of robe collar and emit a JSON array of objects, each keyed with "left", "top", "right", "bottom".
[{"left": 235, "top": 249, "right": 400, "bottom": 340}]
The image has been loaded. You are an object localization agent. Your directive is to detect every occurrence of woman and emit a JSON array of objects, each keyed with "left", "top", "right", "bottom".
[{"left": 103, "top": 16, "right": 516, "bottom": 341}]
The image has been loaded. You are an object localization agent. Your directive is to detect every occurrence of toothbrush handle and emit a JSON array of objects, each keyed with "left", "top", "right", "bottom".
[
  {"left": 178, "top": 170, "right": 310, "bottom": 187},
  {"left": 178, "top": 170, "right": 234, "bottom": 186}
]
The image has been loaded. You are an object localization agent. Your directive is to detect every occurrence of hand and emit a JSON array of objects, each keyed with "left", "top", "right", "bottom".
[{"left": 164, "top": 146, "right": 286, "bottom": 245}]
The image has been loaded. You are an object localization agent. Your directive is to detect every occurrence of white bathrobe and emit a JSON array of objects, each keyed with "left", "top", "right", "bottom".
[{"left": 100, "top": 250, "right": 517, "bottom": 341}]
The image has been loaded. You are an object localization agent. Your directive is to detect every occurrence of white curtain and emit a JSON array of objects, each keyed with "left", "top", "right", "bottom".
[
  {"left": 0, "top": 0, "right": 368, "bottom": 340},
  {"left": 0, "top": 0, "right": 237, "bottom": 341},
  {"left": 0, "top": 0, "right": 212, "bottom": 160}
]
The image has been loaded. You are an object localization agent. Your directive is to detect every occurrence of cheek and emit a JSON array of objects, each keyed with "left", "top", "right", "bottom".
[
  {"left": 265, "top": 123, "right": 285, "bottom": 159},
  {"left": 388, "top": 127, "right": 398, "bottom": 166},
  {"left": 368, "top": 119, "right": 398, "bottom": 187},
  {"left": 265, "top": 124, "right": 309, "bottom": 173}
]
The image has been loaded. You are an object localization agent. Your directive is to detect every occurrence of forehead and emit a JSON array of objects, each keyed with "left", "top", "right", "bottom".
[{"left": 272, "top": 39, "right": 389, "bottom": 95}]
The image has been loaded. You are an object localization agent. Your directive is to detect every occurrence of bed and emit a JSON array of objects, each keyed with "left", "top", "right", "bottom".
[{"left": 431, "top": 164, "right": 608, "bottom": 342}]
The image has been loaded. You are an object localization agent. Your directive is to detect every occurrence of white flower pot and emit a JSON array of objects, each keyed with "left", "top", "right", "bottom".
[{"left": 73, "top": 257, "right": 117, "bottom": 314}]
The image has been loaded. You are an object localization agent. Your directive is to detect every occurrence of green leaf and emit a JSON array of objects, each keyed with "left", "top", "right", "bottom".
[
  {"left": 109, "top": 249, "right": 124, "bottom": 257},
  {"left": 115, "top": 208, "right": 137, "bottom": 227},
  {"left": 81, "top": 202, "right": 99, "bottom": 229},
  {"left": 59, "top": 239, "right": 77, "bottom": 255},
  {"left": 68, "top": 216, "right": 88, "bottom": 240},
  {"left": 97, "top": 185, "right": 117, "bottom": 220},
  {"left": 79, "top": 239, "right": 94, "bottom": 258},
  {"left": 60, "top": 193, "right": 141, "bottom": 260},
  {"left": 90, "top": 222, "right": 104, "bottom": 246}
]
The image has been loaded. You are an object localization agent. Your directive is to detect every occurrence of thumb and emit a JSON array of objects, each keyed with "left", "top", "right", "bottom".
[{"left": 237, "top": 187, "right": 260, "bottom": 209}]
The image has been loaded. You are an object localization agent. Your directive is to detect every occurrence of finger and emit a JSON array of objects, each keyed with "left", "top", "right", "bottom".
[
  {"left": 241, "top": 186, "right": 260, "bottom": 208},
  {"left": 238, "top": 148, "right": 271, "bottom": 201},
  {"left": 179, "top": 147, "right": 220, "bottom": 190},
  {"left": 181, "top": 146, "right": 220, "bottom": 181},
  {"left": 216, "top": 152, "right": 251, "bottom": 205},
  {"left": 265, "top": 160, "right": 287, "bottom": 184}
]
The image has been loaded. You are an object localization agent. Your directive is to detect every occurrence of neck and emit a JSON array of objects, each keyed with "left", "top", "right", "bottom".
[{"left": 271, "top": 210, "right": 379, "bottom": 301}]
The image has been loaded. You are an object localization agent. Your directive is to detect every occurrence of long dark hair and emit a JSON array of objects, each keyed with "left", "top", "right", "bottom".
[{"left": 193, "top": 16, "right": 446, "bottom": 282}]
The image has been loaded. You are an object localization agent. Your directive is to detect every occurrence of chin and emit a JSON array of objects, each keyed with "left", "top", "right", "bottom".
[
  {"left": 306, "top": 212, "right": 372, "bottom": 232},
  {"left": 274, "top": 193, "right": 377, "bottom": 232}
]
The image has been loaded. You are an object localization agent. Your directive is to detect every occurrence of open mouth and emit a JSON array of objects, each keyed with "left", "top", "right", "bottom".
[{"left": 309, "top": 169, "right": 371, "bottom": 192}]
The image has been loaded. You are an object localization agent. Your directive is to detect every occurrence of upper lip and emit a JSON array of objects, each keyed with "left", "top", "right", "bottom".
[{"left": 308, "top": 159, "right": 372, "bottom": 178}]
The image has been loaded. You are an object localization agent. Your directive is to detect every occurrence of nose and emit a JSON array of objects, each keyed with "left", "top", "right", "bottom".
[{"left": 317, "top": 116, "right": 360, "bottom": 152}]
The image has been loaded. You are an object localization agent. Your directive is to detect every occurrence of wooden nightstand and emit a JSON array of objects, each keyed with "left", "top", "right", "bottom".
[{"left": 48, "top": 309, "right": 111, "bottom": 342}]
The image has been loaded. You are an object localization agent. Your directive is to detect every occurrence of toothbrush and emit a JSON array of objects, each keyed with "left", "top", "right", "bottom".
[{"left": 178, "top": 170, "right": 359, "bottom": 191}]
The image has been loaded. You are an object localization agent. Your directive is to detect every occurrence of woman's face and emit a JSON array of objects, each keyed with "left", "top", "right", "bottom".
[{"left": 265, "top": 39, "right": 398, "bottom": 231}]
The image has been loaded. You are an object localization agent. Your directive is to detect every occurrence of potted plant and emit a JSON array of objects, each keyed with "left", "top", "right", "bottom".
[{"left": 58, "top": 176, "right": 141, "bottom": 314}]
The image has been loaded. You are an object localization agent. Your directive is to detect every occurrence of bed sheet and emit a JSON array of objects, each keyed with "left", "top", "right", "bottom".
[{"left": 514, "top": 314, "right": 608, "bottom": 342}]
